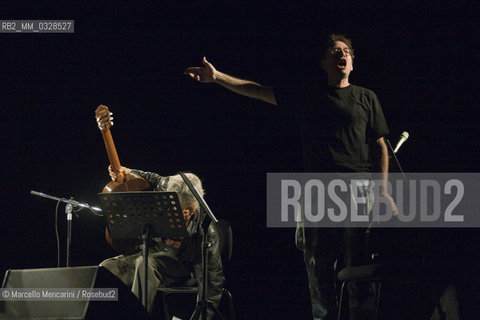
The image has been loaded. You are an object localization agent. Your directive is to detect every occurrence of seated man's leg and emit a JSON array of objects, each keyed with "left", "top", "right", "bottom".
[
  {"left": 132, "top": 251, "right": 191, "bottom": 313},
  {"left": 100, "top": 254, "right": 137, "bottom": 288}
]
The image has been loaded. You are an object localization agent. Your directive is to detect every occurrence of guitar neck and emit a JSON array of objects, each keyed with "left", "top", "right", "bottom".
[
  {"left": 101, "top": 129, "right": 122, "bottom": 173},
  {"left": 95, "top": 104, "right": 124, "bottom": 181}
]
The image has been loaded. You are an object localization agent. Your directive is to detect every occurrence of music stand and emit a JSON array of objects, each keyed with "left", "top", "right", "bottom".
[
  {"left": 98, "top": 191, "right": 188, "bottom": 309},
  {"left": 179, "top": 172, "right": 225, "bottom": 320}
]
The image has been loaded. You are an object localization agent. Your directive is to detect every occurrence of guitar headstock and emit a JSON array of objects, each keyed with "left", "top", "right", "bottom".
[{"left": 95, "top": 105, "right": 114, "bottom": 132}]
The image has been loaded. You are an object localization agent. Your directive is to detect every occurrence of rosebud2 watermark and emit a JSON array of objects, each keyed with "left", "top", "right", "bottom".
[{"left": 267, "top": 173, "right": 479, "bottom": 228}]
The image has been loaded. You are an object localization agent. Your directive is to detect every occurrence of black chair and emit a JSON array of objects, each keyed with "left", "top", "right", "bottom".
[
  {"left": 336, "top": 264, "right": 384, "bottom": 320},
  {"left": 157, "top": 219, "right": 235, "bottom": 320},
  {"left": 336, "top": 262, "right": 441, "bottom": 320}
]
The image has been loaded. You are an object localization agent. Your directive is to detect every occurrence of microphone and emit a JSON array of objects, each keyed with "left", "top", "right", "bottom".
[{"left": 393, "top": 131, "right": 409, "bottom": 153}]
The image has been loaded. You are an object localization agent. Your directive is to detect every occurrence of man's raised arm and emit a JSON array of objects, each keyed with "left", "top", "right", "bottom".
[{"left": 184, "top": 57, "right": 277, "bottom": 106}]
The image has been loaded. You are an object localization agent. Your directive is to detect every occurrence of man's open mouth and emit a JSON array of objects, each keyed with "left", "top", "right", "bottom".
[{"left": 337, "top": 59, "right": 347, "bottom": 68}]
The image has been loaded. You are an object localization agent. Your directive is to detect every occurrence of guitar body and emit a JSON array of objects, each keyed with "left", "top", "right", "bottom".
[
  {"left": 101, "top": 172, "right": 150, "bottom": 193},
  {"left": 95, "top": 105, "right": 151, "bottom": 255}
]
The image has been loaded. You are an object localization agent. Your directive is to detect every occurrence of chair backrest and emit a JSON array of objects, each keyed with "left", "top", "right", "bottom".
[{"left": 210, "top": 219, "right": 233, "bottom": 262}]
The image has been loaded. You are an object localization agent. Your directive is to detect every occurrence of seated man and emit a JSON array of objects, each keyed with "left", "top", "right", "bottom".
[{"left": 100, "top": 166, "right": 225, "bottom": 318}]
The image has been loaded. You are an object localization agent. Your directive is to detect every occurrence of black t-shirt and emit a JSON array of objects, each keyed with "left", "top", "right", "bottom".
[{"left": 275, "top": 83, "right": 389, "bottom": 172}]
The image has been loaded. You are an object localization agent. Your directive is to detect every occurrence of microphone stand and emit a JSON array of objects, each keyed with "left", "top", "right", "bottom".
[
  {"left": 367, "top": 139, "right": 408, "bottom": 232},
  {"left": 178, "top": 172, "right": 226, "bottom": 320},
  {"left": 385, "top": 139, "right": 407, "bottom": 182},
  {"left": 65, "top": 203, "right": 73, "bottom": 267},
  {"left": 30, "top": 190, "right": 102, "bottom": 267}
]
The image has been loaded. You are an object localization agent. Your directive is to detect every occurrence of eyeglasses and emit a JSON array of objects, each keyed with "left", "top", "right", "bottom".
[{"left": 329, "top": 47, "right": 354, "bottom": 56}]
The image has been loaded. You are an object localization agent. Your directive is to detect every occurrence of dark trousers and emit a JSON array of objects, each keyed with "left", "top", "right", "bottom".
[{"left": 302, "top": 227, "right": 373, "bottom": 320}]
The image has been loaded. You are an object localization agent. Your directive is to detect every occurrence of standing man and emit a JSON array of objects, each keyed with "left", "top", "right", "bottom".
[{"left": 185, "top": 34, "right": 396, "bottom": 319}]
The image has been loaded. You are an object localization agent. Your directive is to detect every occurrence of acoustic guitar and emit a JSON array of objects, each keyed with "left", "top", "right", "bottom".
[{"left": 95, "top": 104, "right": 150, "bottom": 254}]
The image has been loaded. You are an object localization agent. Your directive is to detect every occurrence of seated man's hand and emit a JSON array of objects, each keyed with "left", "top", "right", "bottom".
[{"left": 108, "top": 165, "right": 131, "bottom": 181}]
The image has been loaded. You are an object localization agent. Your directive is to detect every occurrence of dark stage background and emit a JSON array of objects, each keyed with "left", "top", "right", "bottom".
[{"left": 0, "top": 1, "right": 479, "bottom": 319}]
